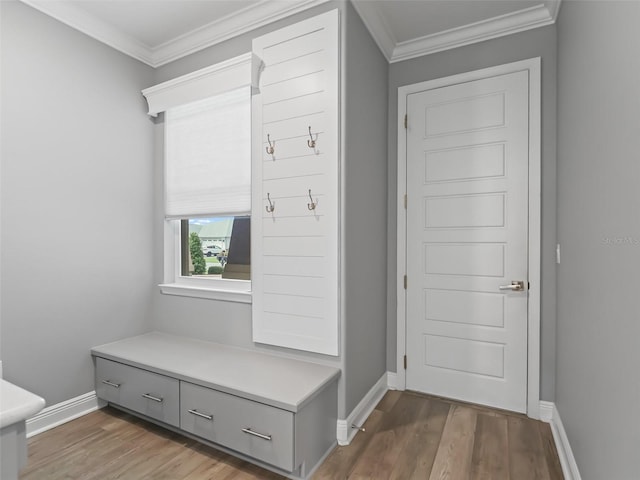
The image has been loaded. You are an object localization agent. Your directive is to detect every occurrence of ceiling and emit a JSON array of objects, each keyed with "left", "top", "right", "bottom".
[{"left": 21, "top": 0, "right": 561, "bottom": 67}]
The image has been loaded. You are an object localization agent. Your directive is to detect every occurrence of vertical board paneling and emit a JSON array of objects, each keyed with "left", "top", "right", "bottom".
[{"left": 252, "top": 10, "right": 339, "bottom": 356}]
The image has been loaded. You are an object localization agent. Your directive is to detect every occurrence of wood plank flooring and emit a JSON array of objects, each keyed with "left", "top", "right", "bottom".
[{"left": 20, "top": 390, "right": 563, "bottom": 480}]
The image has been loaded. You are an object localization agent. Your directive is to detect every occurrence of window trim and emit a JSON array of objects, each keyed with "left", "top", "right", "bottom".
[{"left": 160, "top": 219, "right": 252, "bottom": 303}]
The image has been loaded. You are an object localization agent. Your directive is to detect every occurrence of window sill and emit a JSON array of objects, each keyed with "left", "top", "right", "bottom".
[{"left": 159, "top": 283, "right": 252, "bottom": 304}]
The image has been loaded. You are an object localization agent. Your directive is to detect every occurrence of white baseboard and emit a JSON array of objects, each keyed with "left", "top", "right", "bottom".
[
  {"left": 336, "top": 372, "right": 389, "bottom": 446},
  {"left": 386, "top": 371, "right": 398, "bottom": 390},
  {"left": 26, "top": 391, "right": 105, "bottom": 438},
  {"left": 539, "top": 400, "right": 554, "bottom": 423},
  {"left": 539, "top": 400, "right": 582, "bottom": 480}
]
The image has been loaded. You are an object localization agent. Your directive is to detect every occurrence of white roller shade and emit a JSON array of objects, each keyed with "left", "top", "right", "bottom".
[{"left": 165, "top": 86, "right": 251, "bottom": 218}]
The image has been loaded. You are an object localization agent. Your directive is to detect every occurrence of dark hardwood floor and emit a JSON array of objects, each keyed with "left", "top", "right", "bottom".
[{"left": 20, "top": 390, "right": 563, "bottom": 479}]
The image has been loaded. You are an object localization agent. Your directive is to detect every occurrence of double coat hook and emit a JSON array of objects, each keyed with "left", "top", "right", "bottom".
[
  {"left": 265, "top": 193, "right": 275, "bottom": 213},
  {"left": 307, "top": 126, "right": 316, "bottom": 148},
  {"left": 266, "top": 134, "right": 275, "bottom": 155},
  {"left": 307, "top": 189, "right": 317, "bottom": 210}
]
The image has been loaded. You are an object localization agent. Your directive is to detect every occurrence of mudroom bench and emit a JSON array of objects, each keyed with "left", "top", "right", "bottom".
[{"left": 91, "top": 332, "right": 340, "bottom": 479}]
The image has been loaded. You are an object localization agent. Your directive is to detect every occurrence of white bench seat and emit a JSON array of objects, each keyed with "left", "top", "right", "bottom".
[{"left": 91, "top": 332, "right": 340, "bottom": 479}]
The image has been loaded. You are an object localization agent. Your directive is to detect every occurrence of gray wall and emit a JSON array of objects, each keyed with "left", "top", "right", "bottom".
[
  {"left": 556, "top": 2, "right": 640, "bottom": 478},
  {"left": 386, "top": 25, "right": 558, "bottom": 401},
  {"left": 342, "top": 1, "right": 389, "bottom": 416},
  {"left": 0, "top": 1, "right": 155, "bottom": 405}
]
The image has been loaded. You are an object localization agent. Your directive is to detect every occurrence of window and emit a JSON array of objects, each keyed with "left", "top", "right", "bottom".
[
  {"left": 142, "top": 54, "right": 254, "bottom": 302},
  {"left": 180, "top": 217, "right": 250, "bottom": 281}
]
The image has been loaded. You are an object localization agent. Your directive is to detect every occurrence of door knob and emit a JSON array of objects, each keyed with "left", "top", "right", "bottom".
[{"left": 499, "top": 281, "right": 525, "bottom": 291}]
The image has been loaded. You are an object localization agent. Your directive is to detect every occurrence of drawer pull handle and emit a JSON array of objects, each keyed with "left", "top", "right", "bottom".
[
  {"left": 101, "top": 380, "right": 121, "bottom": 388},
  {"left": 241, "top": 428, "right": 272, "bottom": 441},
  {"left": 188, "top": 409, "right": 213, "bottom": 421},
  {"left": 141, "top": 393, "right": 163, "bottom": 403}
]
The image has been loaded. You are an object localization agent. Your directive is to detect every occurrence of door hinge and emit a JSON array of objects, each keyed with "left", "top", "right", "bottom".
[
  {"left": 404, "top": 355, "right": 407, "bottom": 370},
  {"left": 404, "top": 194, "right": 407, "bottom": 209},
  {"left": 404, "top": 114, "right": 407, "bottom": 129},
  {"left": 403, "top": 275, "right": 407, "bottom": 289}
]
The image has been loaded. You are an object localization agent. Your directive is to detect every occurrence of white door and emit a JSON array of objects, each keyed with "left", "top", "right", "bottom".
[{"left": 405, "top": 70, "right": 529, "bottom": 413}]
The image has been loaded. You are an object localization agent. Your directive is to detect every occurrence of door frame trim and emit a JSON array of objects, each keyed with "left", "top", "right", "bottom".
[{"left": 396, "top": 57, "right": 541, "bottom": 418}]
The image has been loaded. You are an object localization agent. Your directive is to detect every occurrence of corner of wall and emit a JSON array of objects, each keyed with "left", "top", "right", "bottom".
[{"left": 336, "top": 372, "right": 389, "bottom": 445}]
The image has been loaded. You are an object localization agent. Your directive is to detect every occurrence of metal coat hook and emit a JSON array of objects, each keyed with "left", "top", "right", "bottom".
[
  {"left": 265, "top": 193, "right": 275, "bottom": 213},
  {"left": 266, "top": 134, "right": 275, "bottom": 155},
  {"left": 307, "top": 126, "right": 316, "bottom": 148},
  {"left": 307, "top": 189, "right": 317, "bottom": 210}
]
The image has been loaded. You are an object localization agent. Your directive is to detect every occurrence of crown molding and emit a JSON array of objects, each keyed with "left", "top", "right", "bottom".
[
  {"left": 352, "top": 0, "right": 561, "bottom": 64},
  {"left": 20, "top": 0, "right": 155, "bottom": 65},
  {"left": 20, "top": 0, "right": 560, "bottom": 67},
  {"left": 150, "top": 0, "right": 331, "bottom": 67},
  {"left": 19, "top": 0, "right": 331, "bottom": 68},
  {"left": 546, "top": 0, "right": 562, "bottom": 22},
  {"left": 350, "top": 0, "right": 395, "bottom": 61},
  {"left": 391, "top": 2, "right": 560, "bottom": 63}
]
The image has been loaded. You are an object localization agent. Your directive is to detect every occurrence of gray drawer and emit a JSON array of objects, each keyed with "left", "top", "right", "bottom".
[
  {"left": 180, "top": 381, "right": 294, "bottom": 471},
  {"left": 95, "top": 357, "right": 179, "bottom": 427}
]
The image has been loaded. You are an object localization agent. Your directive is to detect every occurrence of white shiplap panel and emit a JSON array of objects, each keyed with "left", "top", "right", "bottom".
[
  {"left": 261, "top": 50, "right": 325, "bottom": 87},
  {"left": 262, "top": 71, "right": 325, "bottom": 105},
  {"left": 262, "top": 136, "right": 326, "bottom": 165},
  {"left": 262, "top": 112, "right": 325, "bottom": 142},
  {"left": 263, "top": 154, "right": 326, "bottom": 180},
  {"left": 260, "top": 29, "right": 325, "bottom": 66},
  {"left": 252, "top": 9, "right": 339, "bottom": 356},
  {"left": 263, "top": 256, "right": 325, "bottom": 277},
  {"left": 263, "top": 275, "right": 324, "bottom": 298},
  {"left": 263, "top": 236, "right": 325, "bottom": 257},
  {"left": 262, "top": 175, "right": 326, "bottom": 199},
  {"left": 262, "top": 216, "right": 326, "bottom": 237},
  {"left": 261, "top": 195, "right": 326, "bottom": 218},
  {"left": 259, "top": 312, "right": 333, "bottom": 350},
  {"left": 263, "top": 91, "right": 325, "bottom": 124},
  {"left": 263, "top": 293, "right": 325, "bottom": 319}
]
